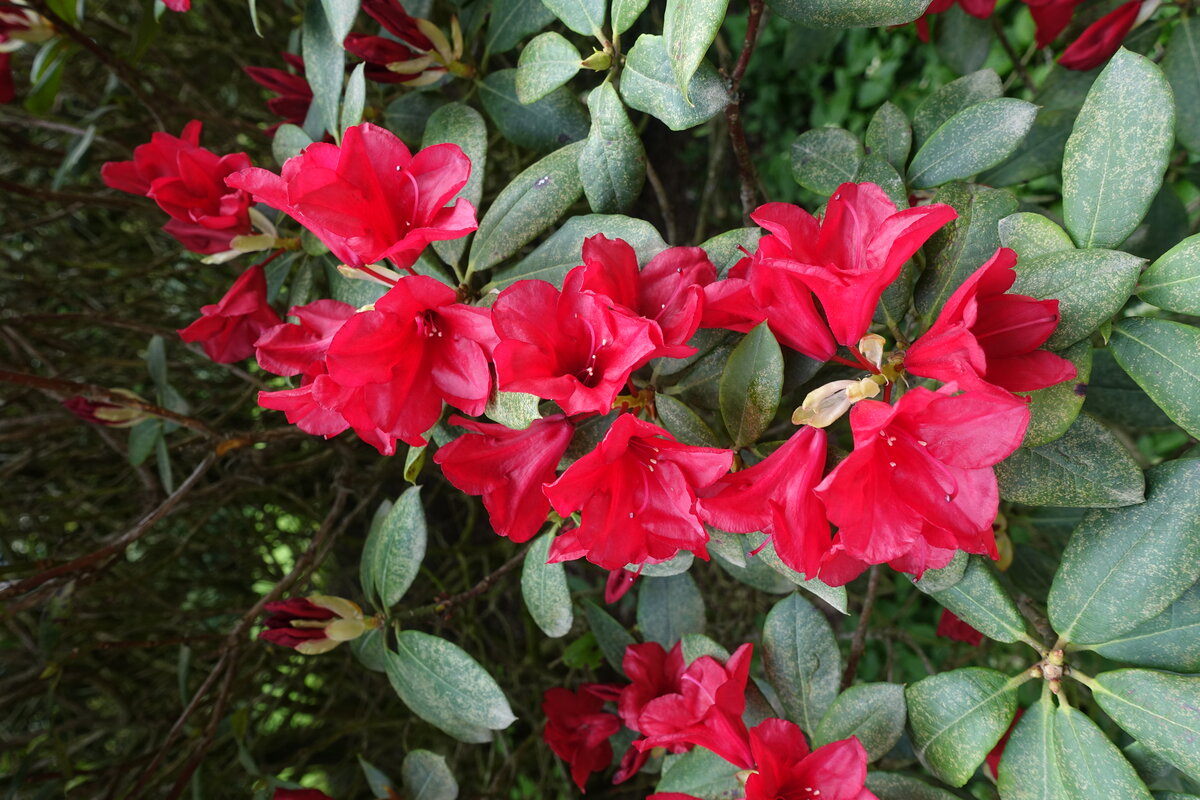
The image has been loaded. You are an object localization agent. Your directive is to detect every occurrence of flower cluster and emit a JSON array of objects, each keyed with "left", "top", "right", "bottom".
[{"left": 544, "top": 640, "right": 877, "bottom": 798}]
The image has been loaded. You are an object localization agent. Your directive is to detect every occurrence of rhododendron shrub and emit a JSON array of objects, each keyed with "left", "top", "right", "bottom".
[{"left": 7, "top": 1, "right": 1200, "bottom": 799}]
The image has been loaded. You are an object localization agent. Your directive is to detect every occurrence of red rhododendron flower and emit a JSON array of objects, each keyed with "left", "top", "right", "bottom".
[
  {"left": 937, "top": 609, "right": 985, "bottom": 646},
  {"left": 0, "top": 6, "right": 50, "bottom": 103},
  {"left": 433, "top": 414, "right": 574, "bottom": 542},
  {"left": 986, "top": 708, "right": 1024, "bottom": 778},
  {"left": 544, "top": 415, "right": 732, "bottom": 570},
  {"left": 162, "top": 0, "right": 190, "bottom": 11},
  {"left": 226, "top": 122, "right": 477, "bottom": 271},
  {"left": 699, "top": 425, "right": 831, "bottom": 578},
  {"left": 178, "top": 265, "right": 282, "bottom": 363},
  {"left": 756, "top": 186, "right": 956, "bottom": 349},
  {"left": 1059, "top": 0, "right": 1142, "bottom": 70},
  {"left": 814, "top": 384, "right": 1029, "bottom": 585},
  {"left": 745, "top": 719, "right": 877, "bottom": 800},
  {"left": 619, "top": 641, "right": 687, "bottom": 731},
  {"left": 245, "top": 53, "right": 313, "bottom": 132},
  {"left": 915, "top": 0, "right": 996, "bottom": 41},
  {"left": 1023, "top": 0, "right": 1082, "bottom": 47},
  {"left": 491, "top": 278, "right": 660, "bottom": 416},
  {"left": 634, "top": 643, "right": 754, "bottom": 769},
  {"left": 904, "top": 248, "right": 1076, "bottom": 394},
  {"left": 542, "top": 685, "right": 622, "bottom": 792},
  {"left": 259, "top": 595, "right": 371, "bottom": 655},
  {"left": 101, "top": 120, "right": 255, "bottom": 254},
  {"left": 344, "top": 0, "right": 440, "bottom": 85},
  {"left": 567, "top": 235, "right": 717, "bottom": 358},
  {"left": 273, "top": 790, "right": 333, "bottom": 800}
]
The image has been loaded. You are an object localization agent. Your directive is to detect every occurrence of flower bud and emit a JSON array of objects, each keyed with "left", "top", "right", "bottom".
[
  {"left": 63, "top": 390, "right": 150, "bottom": 428},
  {"left": 792, "top": 377, "right": 880, "bottom": 428},
  {"left": 259, "top": 595, "right": 376, "bottom": 655}
]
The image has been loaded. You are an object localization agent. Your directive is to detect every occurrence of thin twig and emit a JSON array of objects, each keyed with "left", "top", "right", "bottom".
[
  {"left": 842, "top": 565, "right": 882, "bottom": 689},
  {"left": 992, "top": 17, "right": 1035, "bottom": 93},
  {"left": 725, "top": 0, "right": 766, "bottom": 224},
  {"left": 643, "top": 159, "right": 678, "bottom": 245},
  {"left": 398, "top": 542, "right": 534, "bottom": 621}
]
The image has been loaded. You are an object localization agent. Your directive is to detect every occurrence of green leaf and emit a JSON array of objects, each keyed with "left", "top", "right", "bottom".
[
  {"left": 469, "top": 141, "right": 585, "bottom": 274},
  {"left": 384, "top": 92, "right": 448, "bottom": 146},
  {"left": 515, "top": 32, "right": 581, "bottom": 104},
  {"left": 1022, "top": 340, "right": 1092, "bottom": 448},
  {"left": 1164, "top": 18, "right": 1200, "bottom": 153},
  {"left": 856, "top": 154, "right": 908, "bottom": 209},
  {"left": 1048, "top": 459, "right": 1200, "bottom": 645},
  {"left": 814, "top": 683, "right": 907, "bottom": 760},
  {"left": 581, "top": 599, "right": 634, "bottom": 675},
  {"left": 637, "top": 572, "right": 705, "bottom": 647},
  {"left": 655, "top": 747, "right": 741, "bottom": 798},
  {"left": 484, "top": 389, "right": 541, "bottom": 430},
  {"left": 385, "top": 632, "right": 516, "bottom": 742},
  {"left": 521, "top": 533, "right": 573, "bottom": 638},
  {"left": 1054, "top": 704, "right": 1153, "bottom": 800},
  {"left": 719, "top": 322, "right": 783, "bottom": 448},
  {"left": 361, "top": 486, "right": 427, "bottom": 609},
  {"left": 401, "top": 750, "right": 458, "bottom": 800},
  {"left": 908, "top": 98, "right": 1036, "bottom": 189},
  {"left": 998, "top": 212, "right": 1076, "bottom": 261},
  {"left": 679, "top": 632, "right": 730, "bottom": 663},
  {"left": 1062, "top": 49, "right": 1175, "bottom": 249},
  {"left": 864, "top": 773, "right": 961, "bottom": 800},
  {"left": 479, "top": 70, "right": 589, "bottom": 153},
  {"left": 701, "top": 228, "right": 762, "bottom": 276},
  {"left": 1111, "top": 318, "right": 1200, "bottom": 439},
  {"left": 1093, "top": 669, "right": 1200, "bottom": 784},
  {"left": 865, "top": 101, "right": 912, "bottom": 172},
  {"left": 1084, "top": 348, "right": 1176, "bottom": 431},
  {"left": 997, "top": 693, "right": 1067, "bottom": 800},
  {"left": 485, "top": 213, "right": 665, "bottom": 291},
  {"left": 351, "top": 627, "right": 388, "bottom": 673},
  {"left": 746, "top": 533, "right": 849, "bottom": 613},
  {"left": 906, "top": 667, "right": 1018, "bottom": 787},
  {"left": 638, "top": 551, "right": 695, "bottom": 577},
  {"left": 128, "top": 419, "right": 161, "bottom": 468},
  {"left": 326, "top": 263, "right": 388, "bottom": 307},
  {"left": 762, "top": 593, "right": 841, "bottom": 735},
  {"left": 423, "top": 103, "right": 488, "bottom": 270},
  {"left": 1010, "top": 248, "right": 1143, "bottom": 349},
  {"left": 935, "top": 4, "right": 992, "bottom": 76},
  {"left": 145, "top": 335, "right": 168, "bottom": 390},
  {"left": 487, "top": 0, "right": 555, "bottom": 54},
  {"left": 301, "top": 0, "right": 344, "bottom": 140},
  {"left": 272, "top": 124, "right": 312, "bottom": 165},
  {"left": 979, "top": 108, "right": 1077, "bottom": 188},
  {"left": 1136, "top": 234, "right": 1200, "bottom": 315},
  {"left": 340, "top": 62, "right": 366, "bottom": 132},
  {"left": 359, "top": 755, "right": 396, "bottom": 799},
  {"left": 664, "top": 0, "right": 730, "bottom": 102},
  {"left": 768, "top": 0, "right": 935, "bottom": 28},
  {"left": 541, "top": 0, "right": 605, "bottom": 38},
  {"left": 791, "top": 127, "right": 865, "bottom": 195},
  {"left": 925, "top": 556, "right": 1030, "bottom": 644},
  {"left": 620, "top": 35, "right": 728, "bottom": 131},
  {"left": 319, "top": 0, "right": 359, "bottom": 41},
  {"left": 1086, "top": 583, "right": 1200, "bottom": 672},
  {"left": 996, "top": 413, "right": 1145, "bottom": 508},
  {"left": 655, "top": 394, "right": 720, "bottom": 447},
  {"left": 912, "top": 69, "right": 1002, "bottom": 147},
  {"left": 612, "top": 0, "right": 650, "bottom": 35},
  {"left": 579, "top": 82, "right": 646, "bottom": 214},
  {"left": 914, "top": 550, "right": 969, "bottom": 593},
  {"left": 403, "top": 445, "right": 425, "bottom": 484}
]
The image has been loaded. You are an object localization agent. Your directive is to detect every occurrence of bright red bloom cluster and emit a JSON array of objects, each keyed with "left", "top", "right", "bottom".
[{"left": 178, "top": 264, "right": 282, "bottom": 363}]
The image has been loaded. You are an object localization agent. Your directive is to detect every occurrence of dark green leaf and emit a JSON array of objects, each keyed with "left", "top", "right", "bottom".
[
  {"left": 1086, "top": 583, "right": 1200, "bottom": 672},
  {"left": 856, "top": 154, "right": 907, "bottom": 209},
  {"left": 913, "top": 550, "right": 968, "bottom": 593},
  {"left": 582, "top": 599, "right": 634, "bottom": 675},
  {"left": 762, "top": 593, "right": 841, "bottom": 734},
  {"left": 791, "top": 127, "right": 865, "bottom": 195},
  {"left": 423, "top": 103, "right": 488, "bottom": 269},
  {"left": 1093, "top": 669, "right": 1200, "bottom": 784},
  {"left": 864, "top": 773, "right": 961, "bottom": 800},
  {"left": 926, "top": 556, "right": 1030, "bottom": 644},
  {"left": 637, "top": 572, "right": 705, "bottom": 648},
  {"left": 301, "top": 0, "right": 344, "bottom": 140},
  {"left": 326, "top": 263, "right": 388, "bottom": 307},
  {"left": 1137, "top": 234, "right": 1200, "bottom": 315},
  {"left": 1110, "top": 318, "right": 1200, "bottom": 438},
  {"left": 580, "top": 82, "right": 646, "bottom": 213},
  {"left": 638, "top": 551, "right": 695, "bottom": 577},
  {"left": 998, "top": 212, "right": 1075, "bottom": 261},
  {"left": 521, "top": 533, "right": 573, "bottom": 638},
  {"left": 814, "top": 683, "right": 907, "bottom": 760},
  {"left": 865, "top": 101, "right": 912, "bottom": 172},
  {"left": 128, "top": 419, "right": 160, "bottom": 468},
  {"left": 384, "top": 92, "right": 449, "bottom": 146},
  {"left": 541, "top": 0, "right": 605, "bottom": 38},
  {"left": 515, "top": 32, "right": 581, "bottom": 104},
  {"left": 978, "top": 107, "right": 1077, "bottom": 187},
  {"left": 934, "top": 5, "right": 992, "bottom": 76},
  {"left": 719, "top": 322, "right": 783, "bottom": 448},
  {"left": 768, "top": 0, "right": 935, "bottom": 28},
  {"left": 1083, "top": 348, "right": 1176, "bottom": 430},
  {"left": 679, "top": 632, "right": 729, "bottom": 663},
  {"left": 701, "top": 228, "right": 762, "bottom": 276},
  {"left": 361, "top": 486, "right": 427, "bottom": 609},
  {"left": 271, "top": 124, "right": 312, "bottom": 165},
  {"left": 340, "top": 62, "right": 365, "bottom": 132},
  {"left": 612, "top": 0, "right": 650, "bottom": 34},
  {"left": 479, "top": 70, "right": 588, "bottom": 152},
  {"left": 358, "top": 755, "right": 396, "bottom": 799},
  {"left": 997, "top": 693, "right": 1067, "bottom": 800},
  {"left": 1022, "top": 340, "right": 1092, "bottom": 448},
  {"left": 745, "top": 533, "right": 849, "bottom": 613},
  {"left": 1164, "top": 18, "right": 1200, "bottom": 153},
  {"left": 487, "top": 0, "right": 555, "bottom": 54},
  {"left": 655, "top": 747, "right": 741, "bottom": 798},
  {"left": 912, "top": 69, "right": 1002, "bottom": 147},
  {"left": 655, "top": 394, "right": 720, "bottom": 447},
  {"left": 401, "top": 750, "right": 458, "bottom": 800},
  {"left": 908, "top": 98, "right": 1036, "bottom": 189},
  {"left": 620, "top": 35, "right": 728, "bottom": 131},
  {"left": 1054, "top": 704, "right": 1153, "bottom": 800},
  {"left": 664, "top": 0, "right": 729, "bottom": 102}
]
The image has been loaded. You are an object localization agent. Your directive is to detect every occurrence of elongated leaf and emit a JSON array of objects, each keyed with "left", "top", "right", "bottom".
[
  {"left": 998, "top": 212, "right": 1076, "bottom": 261},
  {"left": 934, "top": 4, "right": 991, "bottom": 75},
  {"left": 979, "top": 107, "right": 1077, "bottom": 187},
  {"left": 914, "top": 551, "right": 969, "bottom": 593},
  {"left": 655, "top": 747, "right": 741, "bottom": 797},
  {"left": 542, "top": 0, "right": 605, "bottom": 37},
  {"left": 1022, "top": 340, "right": 1091, "bottom": 448},
  {"left": 620, "top": 35, "right": 728, "bottom": 131},
  {"left": 1110, "top": 318, "right": 1200, "bottom": 437},
  {"left": 351, "top": 627, "right": 388, "bottom": 673},
  {"left": 384, "top": 92, "right": 448, "bottom": 146},
  {"left": 521, "top": 534, "right": 573, "bottom": 638},
  {"left": 272, "top": 124, "right": 312, "bottom": 165},
  {"left": 470, "top": 141, "right": 584, "bottom": 274},
  {"left": 1083, "top": 348, "right": 1175, "bottom": 431},
  {"left": 424, "top": 103, "right": 488, "bottom": 269},
  {"left": 401, "top": 750, "right": 458, "bottom": 800},
  {"left": 762, "top": 593, "right": 841, "bottom": 735},
  {"left": 1048, "top": 459, "right": 1200, "bottom": 645},
  {"left": 582, "top": 599, "right": 634, "bottom": 674},
  {"left": 1137, "top": 234, "right": 1200, "bottom": 314},
  {"left": 1055, "top": 704, "right": 1153, "bottom": 800},
  {"left": 996, "top": 413, "right": 1144, "bottom": 508},
  {"left": 359, "top": 755, "right": 396, "bottom": 798},
  {"left": 385, "top": 632, "right": 517, "bottom": 742},
  {"left": 301, "top": 0, "right": 344, "bottom": 140},
  {"left": 1062, "top": 49, "right": 1175, "bottom": 249},
  {"left": 909, "top": 98, "right": 1037, "bottom": 189},
  {"left": 1086, "top": 583, "right": 1200, "bottom": 672},
  {"left": 515, "top": 32, "right": 580, "bottom": 104},
  {"left": 719, "top": 322, "right": 783, "bottom": 448},
  {"left": 791, "top": 127, "right": 864, "bottom": 194},
  {"left": 701, "top": 227, "right": 762, "bottom": 275},
  {"left": 1093, "top": 670, "right": 1200, "bottom": 783},
  {"left": 655, "top": 394, "right": 720, "bottom": 447},
  {"left": 319, "top": 0, "right": 358, "bottom": 41},
  {"left": 637, "top": 572, "right": 705, "bottom": 648},
  {"left": 856, "top": 154, "right": 907, "bottom": 209},
  {"left": 906, "top": 668, "right": 1017, "bottom": 787},
  {"left": 912, "top": 69, "right": 1003, "bottom": 146},
  {"left": 361, "top": 486, "right": 427, "bottom": 609},
  {"left": 1164, "top": 18, "right": 1200, "bottom": 153},
  {"left": 479, "top": 70, "right": 588, "bottom": 152},
  {"left": 580, "top": 82, "right": 645, "bottom": 214},
  {"left": 745, "top": 533, "right": 849, "bottom": 613},
  {"left": 768, "top": 0, "right": 934, "bottom": 28},
  {"left": 487, "top": 0, "right": 555, "bottom": 53},
  {"left": 612, "top": 0, "right": 650, "bottom": 34},
  {"left": 927, "top": 556, "right": 1029, "bottom": 644},
  {"left": 865, "top": 101, "right": 912, "bottom": 171},
  {"left": 997, "top": 693, "right": 1067, "bottom": 800},
  {"left": 814, "top": 683, "right": 907, "bottom": 760},
  {"left": 865, "top": 773, "right": 961, "bottom": 800},
  {"left": 679, "top": 632, "right": 729, "bottom": 663},
  {"left": 340, "top": 63, "right": 365, "bottom": 132},
  {"left": 638, "top": 551, "right": 695, "bottom": 577},
  {"left": 664, "top": 0, "right": 730, "bottom": 101}
]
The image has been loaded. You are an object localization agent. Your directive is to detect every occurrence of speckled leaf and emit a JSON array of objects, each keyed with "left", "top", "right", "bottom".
[
  {"left": 469, "top": 141, "right": 584, "bottom": 274},
  {"left": 791, "top": 127, "right": 864, "bottom": 194},
  {"left": 1022, "top": 340, "right": 1092, "bottom": 447},
  {"left": 350, "top": 627, "right": 388, "bottom": 673},
  {"left": 927, "top": 556, "right": 1029, "bottom": 644},
  {"left": 361, "top": 486, "right": 426, "bottom": 609},
  {"left": 914, "top": 182, "right": 1018, "bottom": 322},
  {"left": 1062, "top": 49, "right": 1175, "bottom": 249},
  {"left": 1010, "top": 248, "right": 1143, "bottom": 349},
  {"left": 664, "top": 0, "right": 729, "bottom": 103},
  {"left": 908, "top": 98, "right": 1036, "bottom": 189},
  {"left": 484, "top": 389, "right": 540, "bottom": 430},
  {"left": 1083, "top": 348, "right": 1176, "bottom": 431},
  {"left": 907, "top": 668, "right": 1018, "bottom": 787},
  {"left": 997, "top": 413, "right": 1144, "bottom": 508},
  {"left": 979, "top": 107, "right": 1077, "bottom": 187},
  {"left": 856, "top": 154, "right": 907, "bottom": 209},
  {"left": 521, "top": 533, "right": 573, "bottom": 638},
  {"left": 340, "top": 62, "right": 365, "bottom": 132},
  {"left": 719, "top": 322, "right": 783, "bottom": 448},
  {"left": 680, "top": 632, "right": 730, "bottom": 663},
  {"left": 768, "top": 0, "right": 934, "bottom": 28},
  {"left": 620, "top": 35, "right": 728, "bottom": 131},
  {"left": 542, "top": 0, "right": 605, "bottom": 37},
  {"left": 401, "top": 750, "right": 458, "bottom": 800},
  {"left": 1137, "top": 234, "right": 1200, "bottom": 314},
  {"left": 580, "top": 82, "right": 645, "bottom": 213},
  {"left": 302, "top": 0, "right": 345, "bottom": 140},
  {"left": 637, "top": 572, "right": 705, "bottom": 648},
  {"left": 865, "top": 101, "right": 912, "bottom": 171},
  {"left": 485, "top": 213, "right": 666, "bottom": 291},
  {"left": 479, "top": 70, "right": 588, "bottom": 152},
  {"left": 612, "top": 0, "right": 650, "bottom": 34},
  {"left": 1164, "top": 18, "right": 1200, "bottom": 153},
  {"left": 913, "top": 550, "right": 969, "bottom": 593},
  {"left": 656, "top": 393, "right": 720, "bottom": 447},
  {"left": 385, "top": 632, "right": 517, "bottom": 742},
  {"left": 487, "top": 0, "right": 555, "bottom": 54},
  {"left": 762, "top": 593, "right": 841, "bottom": 735},
  {"left": 814, "top": 682, "right": 907, "bottom": 760},
  {"left": 424, "top": 103, "right": 487, "bottom": 269},
  {"left": 912, "top": 69, "right": 1003, "bottom": 147},
  {"left": 997, "top": 693, "right": 1067, "bottom": 800},
  {"left": 701, "top": 227, "right": 762, "bottom": 276},
  {"left": 1095, "top": 671, "right": 1200, "bottom": 783},
  {"left": 515, "top": 32, "right": 580, "bottom": 105},
  {"left": 656, "top": 747, "right": 742, "bottom": 798},
  {"left": 638, "top": 551, "right": 695, "bottom": 577},
  {"left": 582, "top": 599, "right": 635, "bottom": 675},
  {"left": 1055, "top": 704, "right": 1152, "bottom": 800},
  {"left": 712, "top": 543, "right": 795, "bottom": 595},
  {"left": 998, "top": 212, "right": 1075, "bottom": 261},
  {"left": 1110, "top": 318, "right": 1200, "bottom": 438},
  {"left": 384, "top": 92, "right": 448, "bottom": 146},
  {"left": 935, "top": 4, "right": 992, "bottom": 76},
  {"left": 1086, "top": 583, "right": 1200, "bottom": 672},
  {"left": 865, "top": 773, "right": 961, "bottom": 800},
  {"left": 272, "top": 124, "right": 312, "bottom": 165},
  {"left": 745, "top": 533, "right": 849, "bottom": 613},
  {"left": 1048, "top": 459, "right": 1200, "bottom": 645}
]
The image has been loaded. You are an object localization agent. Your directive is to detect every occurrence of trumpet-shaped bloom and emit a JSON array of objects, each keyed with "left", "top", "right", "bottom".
[
  {"left": 244, "top": 53, "right": 313, "bottom": 132},
  {"left": 543, "top": 415, "right": 731, "bottom": 569},
  {"left": 745, "top": 719, "right": 877, "bottom": 800},
  {"left": 542, "top": 685, "right": 622, "bottom": 791},
  {"left": 226, "top": 123, "right": 476, "bottom": 270},
  {"left": 1059, "top": 0, "right": 1142, "bottom": 69},
  {"left": 178, "top": 265, "right": 282, "bottom": 363},
  {"left": 254, "top": 299, "right": 357, "bottom": 378}
]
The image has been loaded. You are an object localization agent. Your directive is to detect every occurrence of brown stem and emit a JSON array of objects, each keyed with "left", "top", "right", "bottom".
[
  {"left": 398, "top": 542, "right": 534, "bottom": 620},
  {"left": 0, "top": 178, "right": 144, "bottom": 210},
  {"left": 725, "top": 0, "right": 766, "bottom": 224},
  {"left": 842, "top": 564, "right": 882, "bottom": 689},
  {"left": 643, "top": 159, "right": 679, "bottom": 245},
  {"left": 992, "top": 17, "right": 1035, "bottom": 93}
]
